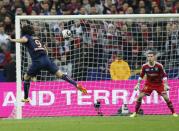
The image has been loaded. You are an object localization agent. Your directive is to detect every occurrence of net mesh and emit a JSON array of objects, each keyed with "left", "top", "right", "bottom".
[{"left": 18, "top": 16, "right": 179, "bottom": 117}]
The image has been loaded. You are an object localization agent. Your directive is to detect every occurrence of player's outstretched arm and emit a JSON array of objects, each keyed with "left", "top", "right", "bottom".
[{"left": 8, "top": 36, "right": 28, "bottom": 44}]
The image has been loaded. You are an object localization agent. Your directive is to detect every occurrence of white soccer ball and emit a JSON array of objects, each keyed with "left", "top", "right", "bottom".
[{"left": 62, "top": 29, "right": 72, "bottom": 39}]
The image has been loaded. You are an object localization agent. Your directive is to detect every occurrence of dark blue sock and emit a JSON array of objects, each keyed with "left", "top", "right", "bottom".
[
  {"left": 24, "top": 80, "right": 30, "bottom": 99},
  {"left": 61, "top": 74, "right": 77, "bottom": 87}
]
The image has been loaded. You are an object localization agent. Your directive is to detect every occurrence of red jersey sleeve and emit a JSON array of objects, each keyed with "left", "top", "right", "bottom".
[{"left": 159, "top": 64, "right": 167, "bottom": 78}]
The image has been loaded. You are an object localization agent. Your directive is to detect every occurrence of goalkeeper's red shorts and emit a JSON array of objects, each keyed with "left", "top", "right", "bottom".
[{"left": 141, "top": 82, "right": 166, "bottom": 96}]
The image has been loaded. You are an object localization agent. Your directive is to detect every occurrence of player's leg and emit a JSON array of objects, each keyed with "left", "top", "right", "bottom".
[
  {"left": 157, "top": 84, "right": 178, "bottom": 117},
  {"left": 130, "top": 84, "right": 152, "bottom": 117},
  {"left": 22, "top": 73, "right": 31, "bottom": 102},
  {"left": 161, "top": 93, "right": 178, "bottom": 117},
  {"left": 56, "top": 70, "right": 77, "bottom": 86},
  {"left": 135, "top": 92, "right": 146, "bottom": 112},
  {"left": 22, "top": 62, "right": 39, "bottom": 102},
  {"left": 55, "top": 70, "right": 87, "bottom": 94},
  {"left": 130, "top": 92, "right": 146, "bottom": 117},
  {"left": 46, "top": 57, "right": 87, "bottom": 94}
]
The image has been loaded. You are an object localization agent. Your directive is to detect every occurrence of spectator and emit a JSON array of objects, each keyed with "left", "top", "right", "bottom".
[
  {"left": 78, "top": 7, "right": 87, "bottom": 15},
  {"left": 151, "top": 1, "right": 158, "bottom": 9},
  {"left": 28, "top": 0, "right": 41, "bottom": 14},
  {"left": 0, "top": 24, "right": 9, "bottom": 49},
  {"left": 67, "top": 0, "right": 81, "bottom": 15},
  {"left": 0, "top": 6, "right": 7, "bottom": 20},
  {"left": 164, "top": 0, "right": 173, "bottom": 13},
  {"left": 152, "top": 6, "right": 161, "bottom": 13},
  {"left": 82, "top": 0, "right": 91, "bottom": 14},
  {"left": 173, "top": 1, "right": 179, "bottom": 13},
  {"left": 4, "top": 56, "right": 16, "bottom": 82},
  {"left": 15, "top": 7, "right": 25, "bottom": 15},
  {"left": 122, "top": 3, "right": 129, "bottom": 13},
  {"left": 110, "top": 4, "right": 118, "bottom": 14},
  {"left": 90, "top": 6, "right": 98, "bottom": 15},
  {"left": 119, "top": 9, "right": 124, "bottom": 14},
  {"left": 0, "top": 44, "right": 12, "bottom": 69},
  {"left": 41, "top": 2, "right": 50, "bottom": 15},
  {"left": 3, "top": 15, "right": 14, "bottom": 36},
  {"left": 31, "top": 9, "right": 38, "bottom": 15},
  {"left": 50, "top": 8, "right": 57, "bottom": 15},
  {"left": 23, "top": 0, "right": 33, "bottom": 15},
  {"left": 139, "top": 7, "right": 146, "bottom": 14},
  {"left": 110, "top": 53, "right": 131, "bottom": 80},
  {"left": 165, "top": 22, "right": 179, "bottom": 62},
  {"left": 137, "top": 0, "right": 146, "bottom": 13},
  {"left": 126, "top": 6, "right": 134, "bottom": 14}
]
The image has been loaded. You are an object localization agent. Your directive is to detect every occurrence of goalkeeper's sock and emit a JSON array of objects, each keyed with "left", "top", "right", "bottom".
[
  {"left": 61, "top": 74, "right": 77, "bottom": 87},
  {"left": 135, "top": 101, "right": 142, "bottom": 113},
  {"left": 24, "top": 80, "right": 30, "bottom": 99},
  {"left": 166, "top": 100, "right": 175, "bottom": 114}
]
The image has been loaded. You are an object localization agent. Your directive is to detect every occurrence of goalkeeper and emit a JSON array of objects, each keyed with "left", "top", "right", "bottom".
[
  {"left": 130, "top": 51, "right": 178, "bottom": 117},
  {"left": 8, "top": 25, "right": 87, "bottom": 102}
]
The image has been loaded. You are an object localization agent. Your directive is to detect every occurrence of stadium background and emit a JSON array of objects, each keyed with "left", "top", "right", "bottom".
[
  {"left": 0, "top": 0, "right": 179, "bottom": 131},
  {"left": 0, "top": 0, "right": 179, "bottom": 82}
]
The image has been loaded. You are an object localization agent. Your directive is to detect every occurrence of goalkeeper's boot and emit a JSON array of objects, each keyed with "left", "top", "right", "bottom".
[
  {"left": 21, "top": 98, "right": 30, "bottom": 103},
  {"left": 130, "top": 112, "right": 137, "bottom": 117},
  {"left": 77, "top": 84, "right": 87, "bottom": 94},
  {"left": 172, "top": 113, "right": 178, "bottom": 117}
]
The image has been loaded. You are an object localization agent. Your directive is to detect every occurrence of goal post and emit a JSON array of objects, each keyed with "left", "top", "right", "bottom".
[
  {"left": 15, "top": 14, "right": 179, "bottom": 119},
  {"left": 15, "top": 16, "right": 22, "bottom": 119}
]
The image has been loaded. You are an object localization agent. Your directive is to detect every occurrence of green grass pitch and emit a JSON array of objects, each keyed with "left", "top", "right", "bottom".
[{"left": 0, "top": 116, "right": 179, "bottom": 131}]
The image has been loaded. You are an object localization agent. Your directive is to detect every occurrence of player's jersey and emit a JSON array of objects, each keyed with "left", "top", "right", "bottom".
[
  {"left": 140, "top": 62, "right": 167, "bottom": 84},
  {"left": 23, "top": 34, "right": 46, "bottom": 60}
]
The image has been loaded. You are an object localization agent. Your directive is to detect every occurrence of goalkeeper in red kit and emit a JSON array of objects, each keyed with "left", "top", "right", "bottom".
[{"left": 130, "top": 51, "right": 178, "bottom": 117}]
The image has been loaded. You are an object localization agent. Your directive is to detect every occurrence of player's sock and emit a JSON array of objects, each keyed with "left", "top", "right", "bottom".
[
  {"left": 24, "top": 80, "right": 30, "bottom": 99},
  {"left": 135, "top": 100, "right": 142, "bottom": 113},
  {"left": 61, "top": 74, "right": 77, "bottom": 87},
  {"left": 166, "top": 100, "right": 175, "bottom": 114}
]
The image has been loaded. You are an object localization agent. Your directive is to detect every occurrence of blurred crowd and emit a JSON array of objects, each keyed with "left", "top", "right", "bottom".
[{"left": 0, "top": 0, "right": 179, "bottom": 82}]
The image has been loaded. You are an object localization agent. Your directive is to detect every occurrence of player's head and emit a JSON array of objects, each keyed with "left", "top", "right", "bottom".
[
  {"left": 21, "top": 25, "right": 34, "bottom": 35},
  {"left": 147, "top": 51, "right": 156, "bottom": 62}
]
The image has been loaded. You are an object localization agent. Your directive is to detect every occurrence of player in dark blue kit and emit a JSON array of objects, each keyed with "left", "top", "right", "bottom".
[{"left": 8, "top": 25, "right": 87, "bottom": 102}]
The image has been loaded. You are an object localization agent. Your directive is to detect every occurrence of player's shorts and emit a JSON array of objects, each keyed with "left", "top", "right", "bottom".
[
  {"left": 141, "top": 82, "right": 166, "bottom": 96},
  {"left": 27, "top": 55, "right": 59, "bottom": 76}
]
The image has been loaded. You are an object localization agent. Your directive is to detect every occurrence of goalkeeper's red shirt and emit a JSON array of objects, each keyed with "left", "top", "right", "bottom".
[{"left": 140, "top": 62, "right": 167, "bottom": 85}]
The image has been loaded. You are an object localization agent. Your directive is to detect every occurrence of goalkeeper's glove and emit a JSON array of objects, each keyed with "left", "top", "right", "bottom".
[
  {"left": 164, "top": 84, "right": 170, "bottom": 91},
  {"left": 134, "top": 83, "right": 140, "bottom": 91}
]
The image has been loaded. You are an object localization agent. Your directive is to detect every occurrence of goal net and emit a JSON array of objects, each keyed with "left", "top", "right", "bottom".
[{"left": 15, "top": 14, "right": 179, "bottom": 118}]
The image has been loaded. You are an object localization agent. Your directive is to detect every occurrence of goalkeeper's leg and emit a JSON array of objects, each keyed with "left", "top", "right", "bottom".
[
  {"left": 130, "top": 92, "right": 145, "bottom": 117},
  {"left": 55, "top": 70, "right": 87, "bottom": 94},
  {"left": 162, "top": 94, "right": 178, "bottom": 117}
]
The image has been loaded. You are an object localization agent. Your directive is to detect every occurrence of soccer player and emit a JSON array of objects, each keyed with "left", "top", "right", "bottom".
[
  {"left": 8, "top": 25, "right": 87, "bottom": 102},
  {"left": 130, "top": 51, "right": 178, "bottom": 117}
]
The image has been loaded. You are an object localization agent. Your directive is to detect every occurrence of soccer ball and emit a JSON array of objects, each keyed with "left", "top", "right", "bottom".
[{"left": 62, "top": 29, "right": 72, "bottom": 39}]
